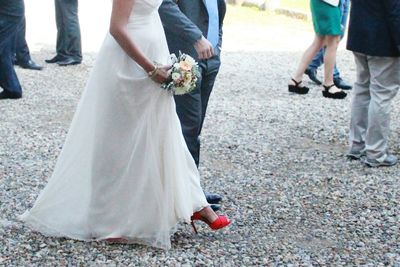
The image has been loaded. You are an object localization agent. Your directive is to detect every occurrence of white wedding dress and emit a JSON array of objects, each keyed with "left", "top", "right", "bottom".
[{"left": 21, "top": 0, "right": 208, "bottom": 250}]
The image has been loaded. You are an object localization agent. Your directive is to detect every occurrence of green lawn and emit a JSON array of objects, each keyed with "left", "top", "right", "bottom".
[{"left": 280, "top": 0, "right": 309, "bottom": 12}]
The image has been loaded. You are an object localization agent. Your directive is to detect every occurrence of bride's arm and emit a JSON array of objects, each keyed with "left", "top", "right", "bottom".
[{"left": 109, "top": 0, "right": 155, "bottom": 73}]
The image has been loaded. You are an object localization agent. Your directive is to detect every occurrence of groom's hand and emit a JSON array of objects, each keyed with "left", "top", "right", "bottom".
[{"left": 194, "top": 36, "right": 214, "bottom": 60}]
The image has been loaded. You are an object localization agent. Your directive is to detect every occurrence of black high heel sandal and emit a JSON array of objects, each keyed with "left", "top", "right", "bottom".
[
  {"left": 288, "top": 78, "right": 309, "bottom": 94},
  {"left": 322, "top": 84, "right": 347, "bottom": 99}
]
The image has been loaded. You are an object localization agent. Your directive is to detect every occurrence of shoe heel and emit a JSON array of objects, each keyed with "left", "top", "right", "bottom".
[{"left": 191, "top": 221, "right": 198, "bottom": 234}]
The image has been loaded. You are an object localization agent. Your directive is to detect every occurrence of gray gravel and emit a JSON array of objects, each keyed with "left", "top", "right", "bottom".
[{"left": 1, "top": 12, "right": 400, "bottom": 266}]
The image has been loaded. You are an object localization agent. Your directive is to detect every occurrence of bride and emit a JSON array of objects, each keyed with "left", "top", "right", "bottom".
[{"left": 21, "top": 0, "right": 230, "bottom": 250}]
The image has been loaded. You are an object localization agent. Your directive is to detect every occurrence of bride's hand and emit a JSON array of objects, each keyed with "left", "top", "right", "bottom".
[{"left": 149, "top": 65, "right": 171, "bottom": 84}]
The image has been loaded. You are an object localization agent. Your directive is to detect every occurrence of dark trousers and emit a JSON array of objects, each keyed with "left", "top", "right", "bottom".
[
  {"left": 13, "top": 16, "right": 31, "bottom": 64},
  {"left": 55, "top": 0, "right": 82, "bottom": 60},
  {"left": 0, "top": 15, "right": 23, "bottom": 97},
  {"left": 174, "top": 54, "right": 221, "bottom": 167}
]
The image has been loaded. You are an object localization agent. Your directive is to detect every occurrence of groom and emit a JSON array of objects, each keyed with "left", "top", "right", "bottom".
[{"left": 159, "top": 0, "right": 226, "bottom": 209}]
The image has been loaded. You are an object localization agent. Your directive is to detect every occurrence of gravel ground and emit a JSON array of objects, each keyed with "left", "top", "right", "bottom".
[{"left": 1, "top": 10, "right": 400, "bottom": 266}]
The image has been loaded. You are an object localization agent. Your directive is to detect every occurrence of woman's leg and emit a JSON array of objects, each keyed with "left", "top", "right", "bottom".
[
  {"left": 291, "top": 35, "right": 325, "bottom": 83},
  {"left": 323, "top": 35, "right": 341, "bottom": 87}
]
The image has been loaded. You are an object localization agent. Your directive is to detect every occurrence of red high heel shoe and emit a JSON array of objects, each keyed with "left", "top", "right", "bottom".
[{"left": 190, "top": 212, "right": 231, "bottom": 234}]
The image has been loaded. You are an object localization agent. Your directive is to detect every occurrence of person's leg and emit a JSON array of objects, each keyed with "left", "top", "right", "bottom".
[
  {"left": 198, "top": 56, "right": 220, "bottom": 136},
  {"left": 333, "top": 0, "right": 352, "bottom": 89},
  {"left": 174, "top": 64, "right": 204, "bottom": 167},
  {"left": 0, "top": 17, "right": 23, "bottom": 98},
  {"left": 63, "top": 0, "right": 82, "bottom": 61},
  {"left": 323, "top": 35, "right": 340, "bottom": 85},
  {"left": 333, "top": 0, "right": 349, "bottom": 79},
  {"left": 308, "top": 47, "right": 325, "bottom": 71},
  {"left": 348, "top": 53, "right": 370, "bottom": 157},
  {"left": 55, "top": 0, "right": 67, "bottom": 58},
  {"left": 365, "top": 56, "right": 400, "bottom": 162},
  {"left": 15, "top": 16, "right": 30, "bottom": 64},
  {"left": 291, "top": 35, "right": 324, "bottom": 82},
  {"left": 305, "top": 47, "right": 325, "bottom": 85}
]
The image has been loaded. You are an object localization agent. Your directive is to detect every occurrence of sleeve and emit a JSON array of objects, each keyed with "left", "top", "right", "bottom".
[
  {"left": 158, "top": 0, "right": 203, "bottom": 45},
  {"left": 383, "top": 0, "right": 400, "bottom": 51}
]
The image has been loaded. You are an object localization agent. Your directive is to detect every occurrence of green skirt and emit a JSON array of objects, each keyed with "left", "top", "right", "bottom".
[{"left": 310, "top": 0, "right": 342, "bottom": 36}]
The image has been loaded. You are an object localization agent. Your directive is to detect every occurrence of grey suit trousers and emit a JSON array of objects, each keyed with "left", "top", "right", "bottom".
[
  {"left": 55, "top": 0, "right": 82, "bottom": 60},
  {"left": 349, "top": 52, "right": 400, "bottom": 161}
]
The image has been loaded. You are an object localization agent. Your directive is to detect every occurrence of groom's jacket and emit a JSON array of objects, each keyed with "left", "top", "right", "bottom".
[{"left": 158, "top": 0, "right": 226, "bottom": 61}]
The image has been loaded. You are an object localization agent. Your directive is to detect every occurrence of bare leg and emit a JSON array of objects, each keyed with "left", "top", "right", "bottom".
[
  {"left": 323, "top": 35, "right": 342, "bottom": 93},
  {"left": 198, "top": 206, "right": 218, "bottom": 222},
  {"left": 290, "top": 35, "right": 325, "bottom": 84}
]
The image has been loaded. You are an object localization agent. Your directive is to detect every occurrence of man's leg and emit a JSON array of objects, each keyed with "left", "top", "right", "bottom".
[
  {"left": 364, "top": 56, "right": 400, "bottom": 164},
  {"left": 333, "top": 0, "right": 352, "bottom": 89},
  {"left": 13, "top": 16, "right": 43, "bottom": 70},
  {"left": 55, "top": 0, "right": 67, "bottom": 58},
  {"left": 0, "top": 16, "right": 23, "bottom": 98},
  {"left": 198, "top": 56, "right": 220, "bottom": 137},
  {"left": 62, "top": 0, "right": 82, "bottom": 61},
  {"left": 14, "top": 16, "right": 30, "bottom": 64},
  {"left": 348, "top": 53, "right": 370, "bottom": 158},
  {"left": 174, "top": 68, "right": 203, "bottom": 167},
  {"left": 305, "top": 48, "right": 324, "bottom": 85}
]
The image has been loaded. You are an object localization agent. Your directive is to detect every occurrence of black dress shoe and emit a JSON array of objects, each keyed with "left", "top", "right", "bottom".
[
  {"left": 205, "top": 192, "right": 223, "bottom": 204},
  {"left": 333, "top": 77, "right": 352, "bottom": 90},
  {"left": 45, "top": 55, "right": 65, "bottom": 64},
  {"left": 0, "top": 91, "right": 22, "bottom": 100},
  {"left": 57, "top": 58, "right": 82, "bottom": 66},
  {"left": 210, "top": 204, "right": 221, "bottom": 212},
  {"left": 17, "top": 60, "right": 43, "bottom": 71},
  {"left": 305, "top": 68, "right": 322, "bottom": 85}
]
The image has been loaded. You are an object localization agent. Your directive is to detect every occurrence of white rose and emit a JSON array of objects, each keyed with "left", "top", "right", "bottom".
[
  {"left": 172, "top": 72, "right": 181, "bottom": 80},
  {"left": 184, "top": 56, "right": 196, "bottom": 66},
  {"left": 173, "top": 63, "right": 180, "bottom": 69}
]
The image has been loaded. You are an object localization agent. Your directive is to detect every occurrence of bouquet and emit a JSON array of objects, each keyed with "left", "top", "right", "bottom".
[{"left": 162, "top": 52, "right": 200, "bottom": 95}]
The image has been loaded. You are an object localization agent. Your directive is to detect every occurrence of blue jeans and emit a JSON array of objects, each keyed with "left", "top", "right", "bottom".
[
  {"left": 13, "top": 16, "right": 31, "bottom": 64},
  {"left": 308, "top": 0, "right": 350, "bottom": 78},
  {"left": 0, "top": 15, "right": 23, "bottom": 97}
]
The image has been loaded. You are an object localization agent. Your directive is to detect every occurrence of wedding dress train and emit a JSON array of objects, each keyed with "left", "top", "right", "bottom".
[{"left": 21, "top": 0, "right": 208, "bottom": 250}]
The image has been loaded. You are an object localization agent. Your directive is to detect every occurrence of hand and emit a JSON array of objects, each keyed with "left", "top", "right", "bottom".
[
  {"left": 194, "top": 36, "right": 214, "bottom": 60},
  {"left": 150, "top": 65, "right": 171, "bottom": 84}
]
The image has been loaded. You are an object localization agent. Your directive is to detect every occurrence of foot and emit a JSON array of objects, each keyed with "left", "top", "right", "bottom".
[
  {"left": 347, "top": 149, "right": 366, "bottom": 160},
  {"left": 191, "top": 206, "right": 230, "bottom": 233},
  {"left": 45, "top": 55, "right": 65, "bottom": 64},
  {"left": 17, "top": 59, "right": 43, "bottom": 70},
  {"left": 205, "top": 192, "right": 223, "bottom": 204},
  {"left": 305, "top": 68, "right": 322, "bottom": 85},
  {"left": 363, "top": 154, "right": 398, "bottom": 167},
  {"left": 210, "top": 204, "right": 221, "bottom": 212},
  {"left": 288, "top": 78, "right": 309, "bottom": 94},
  {"left": 57, "top": 58, "right": 82, "bottom": 66},
  {"left": 334, "top": 77, "right": 352, "bottom": 90},
  {"left": 322, "top": 84, "right": 347, "bottom": 99},
  {"left": 196, "top": 206, "right": 219, "bottom": 224},
  {"left": 0, "top": 91, "right": 22, "bottom": 100}
]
